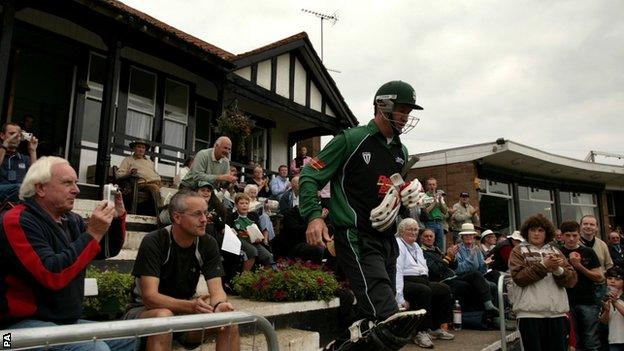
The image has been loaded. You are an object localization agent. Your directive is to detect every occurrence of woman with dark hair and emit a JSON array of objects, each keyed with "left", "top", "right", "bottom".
[
  {"left": 290, "top": 146, "right": 311, "bottom": 176},
  {"left": 249, "top": 165, "right": 272, "bottom": 198},
  {"left": 509, "top": 213, "right": 577, "bottom": 351}
]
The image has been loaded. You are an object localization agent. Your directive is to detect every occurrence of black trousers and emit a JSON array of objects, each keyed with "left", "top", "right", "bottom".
[
  {"left": 518, "top": 317, "right": 568, "bottom": 351},
  {"left": 403, "top": 275, "right": 452, "bottom": 330},
  {"left": 335, "top": 227, "right": 399, "bottom": 321},
  {"left": 445, "top": 271, "right": 496, "bottom": 312}
]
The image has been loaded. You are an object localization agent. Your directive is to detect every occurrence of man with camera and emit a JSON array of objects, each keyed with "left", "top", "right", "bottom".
[
  {"left": 0, "top": 156, "right": 135, "bottom": 351},
  {"left": 0, "top": 122, "right": 38, "bottom": 203}
]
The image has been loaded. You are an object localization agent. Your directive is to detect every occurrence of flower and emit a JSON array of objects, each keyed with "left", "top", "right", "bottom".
[
  {"left": 216, "top": 106, "right": 254, "bottom": 155},
  {"left": 274, "top": 290, "right": 287, "bottom": 301}
]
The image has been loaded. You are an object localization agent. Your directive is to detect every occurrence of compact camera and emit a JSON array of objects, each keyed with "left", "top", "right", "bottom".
[
  {"left": 20, "top": 131, "right": 33, "bottom": 141},
  {"left": 103, "top": 184, "right": 119, "bottom": 205}
]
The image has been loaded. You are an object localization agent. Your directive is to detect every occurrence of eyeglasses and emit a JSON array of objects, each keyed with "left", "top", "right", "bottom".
[{"left": 180, "top": 210, "right": 211, "bottom": 218}]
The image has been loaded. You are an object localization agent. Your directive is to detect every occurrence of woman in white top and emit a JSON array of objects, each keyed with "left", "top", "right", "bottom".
[
  {"left": 395, "top": 218, "right": 454, "bottom": 348},
  {"left": 600, "top": 267, "right": 624, "bottom": 351}
]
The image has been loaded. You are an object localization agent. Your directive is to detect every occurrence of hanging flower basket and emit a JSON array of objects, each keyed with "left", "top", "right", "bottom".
[{"left": 216, "top": 105, "right": 254, "bottom": 155}]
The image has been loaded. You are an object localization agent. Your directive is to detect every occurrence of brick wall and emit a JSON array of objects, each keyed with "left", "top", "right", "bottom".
[{"left": 406, "top": 161, "right": 479, "bottom": 206}]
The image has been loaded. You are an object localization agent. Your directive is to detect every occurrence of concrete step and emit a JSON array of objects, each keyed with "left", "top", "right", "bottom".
[
  {"left": 173, "top": 327, "right": 320, "bottom": 351},
  {"left": 123, "top": 231, "right": 148, "bottom": 250}
]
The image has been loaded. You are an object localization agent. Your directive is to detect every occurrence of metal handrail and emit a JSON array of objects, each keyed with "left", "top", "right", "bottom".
[
  {"left": 3, "top": 311, "right": 279, "bottom": 350},
  {"left": 497, "top": 273, "right": 509, "bottom": 351}
]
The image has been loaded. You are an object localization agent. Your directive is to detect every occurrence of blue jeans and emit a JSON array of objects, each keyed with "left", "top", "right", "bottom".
[
  {"left": 425, "top": 220, "right": 446, "bottom": 251},
  {"left": 572, "top": 304, "right": 602, "bottom": 351},
  {"left": 8, "top": 319, "right": 138, "bottom": 351}
]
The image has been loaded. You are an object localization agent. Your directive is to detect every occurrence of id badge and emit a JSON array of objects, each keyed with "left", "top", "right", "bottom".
[{"left": 7, "top": 170, "right": 16, "bottom": 181}]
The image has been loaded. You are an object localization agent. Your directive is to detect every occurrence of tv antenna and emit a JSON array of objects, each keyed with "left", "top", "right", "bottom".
[{"left": 301, "top": 9, "right": 338, "bottom": 62}]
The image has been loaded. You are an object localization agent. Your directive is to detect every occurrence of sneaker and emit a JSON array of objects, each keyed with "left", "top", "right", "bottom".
[
  {"left": 430, "top": 328, "right": 455, "bottom": 340},
  {"left": 413, "top": 331, "right": 434, "bottom": 348}
]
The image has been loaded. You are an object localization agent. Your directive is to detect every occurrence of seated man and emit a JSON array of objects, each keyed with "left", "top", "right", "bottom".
[
  {"left": 269, "top": 165, "right": 291, "bottom": 200},
  {"left": 0, "top": 122, "right": 38, "bottom": 203},
  {"left": 125, "top": 191, "right": 240, "bottom": 351},
  {"left": 180, "top": 137, "right": 237, "bottom": 190},
  {"left": 0, "top": 156, "right": 134, "bottom": 351},
  {"left": 116, "top": 139, "right": 162, "bottom": 214},
  {"left": 279, "top": 175, "right": 299, "bottom": 214}
]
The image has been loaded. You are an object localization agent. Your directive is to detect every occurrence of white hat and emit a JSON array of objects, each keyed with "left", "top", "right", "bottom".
[
  {"left": 458, "top": 223, "right": 478, "bottom": 236},
  {"left": 481, "top": 229, "right": 495, "bottom": 237},
  {"left": 507, "top": 230, "right": 524, "bottom": 242}
]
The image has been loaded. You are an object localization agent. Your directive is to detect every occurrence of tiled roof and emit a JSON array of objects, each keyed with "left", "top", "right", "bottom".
[
  {"left": 103, "top": 0, "right": 235, "bottom": 61},
  {"left": 233, "top": 32, "right": 308, "bottom": 61}
]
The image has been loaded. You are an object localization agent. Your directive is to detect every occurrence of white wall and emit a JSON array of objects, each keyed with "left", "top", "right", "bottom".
[
  {"left": 310, "top": 82, "right": 322, "bottom": 112},
  {"left": 257, "top": 60, "right": 271, "bottom": 90},
  {"left": 235, "top": 66, "right": 252, "bottom": 81},
  {"left": 275, "top": 54, "right": 290, "bottom": 97}
]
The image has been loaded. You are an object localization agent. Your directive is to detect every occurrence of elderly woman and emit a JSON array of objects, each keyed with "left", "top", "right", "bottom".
[
  {"left": 243, "top": 184, "right": 276, "bottom": 242},
  {"left": 395, "top": 218, "right": 454, "bottom": 348}
]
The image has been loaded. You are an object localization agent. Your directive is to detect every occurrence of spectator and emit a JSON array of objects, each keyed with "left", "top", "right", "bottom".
[
  {"left": 455, "top": 223, "right": 499, "bottom": 312},
  {"left": 580, "top": 214, "right": 613, "bottom": 272},
  {"left": 0, "top": 157, "right": 135, "bottom": 351},
  {"left": 228, "top": 193, "right": 273, "bottom": 272},
  {"left": 450, "top": 191, "right": 479, "bottom": 242},
  {"left": 421, "top": 228, "right": 498, "bottom": 314},
  {"left": 180, "top": 136, "right": 237, "bottom": 189},
  {"left": 243, "top": 184, "right": 276, "bottom": 242},
  {"left": 278, "top": 175, "right": 299, "bottom": 214},
  {"left": 249, "top": 165, "right": 271, "bottom": 199},
  {"left": 116, "top": 139, "right": 162, "bottom": 214},
  {"left": 277, "top": 205, "right": 328, "bottom": 264},
  {"left": 509, "top": 213, "right": 577, "bottom": 351},
  {"left": 609, "top": 231, "right": 624, "bottom": 269},
  {"left": 421, "top": 177, "right": 448, "bottom": 251},
  {"left": 552, "top": 229, "right": 564, "bottom": 249},
  {"left": 0, "top": 122, "right": 38, "bottom": 203},
  {"left": 559, "top": 220, "right": 604, "bottom": 351},
  {"left": 124, "top": 191, "right": 239, "bottom": 351},
  {"left": 395, "top": 218, "right": 454, "bottom": 348},
  {"left": 488, "top": 230, "right": 523, "bottom": 273},
  {"left": 290, "top": 146, "right": 311, "bottom": 176},
  {"left": 269, "top": 165, "right": 290, "bottom": 200},
  {"left": 599, "top": 267, "right": 624, "bottom": 350},
  {"left": 480, "top": 229, "right": 497, "bottom": 256},
  {"left": 173, "top": 156, "right": 194, "bottom": 188}
]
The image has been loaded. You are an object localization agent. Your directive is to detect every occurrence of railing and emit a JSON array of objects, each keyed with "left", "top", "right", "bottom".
[
  {"left": 3, "top": 311, "right": 278, "bottom": 351},
  {"left": 497, "top": 273, "right": 509, "bottom": 351}
]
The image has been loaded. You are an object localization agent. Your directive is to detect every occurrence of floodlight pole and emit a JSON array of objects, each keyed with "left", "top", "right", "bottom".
[{"left": 301, "top": 9, "right": 338, "bottom": 61}]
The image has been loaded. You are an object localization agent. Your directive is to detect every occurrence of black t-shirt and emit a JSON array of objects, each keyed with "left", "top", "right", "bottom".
[
  {"left": 560, "top": 245, "right": 601, "bottom": 305},
  {"left": 132, "top": 227, "right": 225, "bottom": 302}
]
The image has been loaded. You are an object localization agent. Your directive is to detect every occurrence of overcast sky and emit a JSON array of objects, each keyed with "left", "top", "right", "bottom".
[{"left": 123, "top": 0, "right": 624, "bottom": 164}]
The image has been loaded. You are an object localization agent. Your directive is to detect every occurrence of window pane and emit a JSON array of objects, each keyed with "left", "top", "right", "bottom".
[
  {"left": 560, "top": 191, "right": 573, "bottom": 204},
  {"left": 572, "top": 193, "right": 595, "bottom": 205},
  {"left": 531, "top": 188, "right": 552, "bottom": 201},
  {"left": 195, "top": 106, "right": 212, "bottom": 142},
  {"left": 128, "top": 68, "right": 155, "bottom": 114},
  {"left": 519, "top": 199, "right": 554, "bottom": 223},
  {"left": 88, "top": 54, "right": 106, "bottom": 99},
  {"left": 164, "top": 80, "right": 188, "bottom": 122},
  {"left": 163, "top": 119, "right": 185, "bottom": 157},
  {"left": 479, "top": 194, "right": 514, "bottom": 235},
  {"left": 82, "top": 98, "right": 101, "bottom": 143},
  {"left": 488, "top": 181, "right": 510, "bottom": 196},
  {"left": 561, "top": 204, "right": 598, "bottom": 222},
  {"left": 125, "top": 110, "right": 152, "bottom": 140}
]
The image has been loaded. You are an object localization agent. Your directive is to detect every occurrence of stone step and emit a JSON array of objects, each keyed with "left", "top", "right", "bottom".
[
  {"left": 173, "top": 327, "right": 320, "bottom": 351},
  {"left": 123, "top": 231, "right": 148, "bottom": 250}
]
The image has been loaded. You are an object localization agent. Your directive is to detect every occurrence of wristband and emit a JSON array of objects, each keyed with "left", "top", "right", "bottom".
[{"left": 213, "top": 301, "right": 226, "bottom": 311}]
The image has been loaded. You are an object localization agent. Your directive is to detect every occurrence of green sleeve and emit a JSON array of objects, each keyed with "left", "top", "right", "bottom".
[
  {"left": 299, "top": 133, "right": 348, "bottom": 222},
  {"left": 184, "top": 150, "right": 218, "bottom": 185}
]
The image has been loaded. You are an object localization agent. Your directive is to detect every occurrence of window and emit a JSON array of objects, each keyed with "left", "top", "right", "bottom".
[
  {"left": 125, "top": 67, "right": 156, "bottom": 141},
  {"left": 82, "top": 53, "right": 106, "bottom": 143},
  {"left": 607, "top": 192, "right": 616, "bottom": 217},
  {"left": 249, "top": 127, "right": 266, "bottom": 167},
  {"left": 162, "top": 79, "right": 189, "bottom": 157},
  {"left": 560, "top": 191, "right": 598, "bottom": 222},
  {"left": 519, "top": 186, "right": 554, "bottom": 222},
  {"left": 479, "top": 179, "right": 515, "bottom": 235}
]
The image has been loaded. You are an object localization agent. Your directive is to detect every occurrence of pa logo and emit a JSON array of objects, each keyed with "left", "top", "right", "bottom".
[
  {"left": 362, "top": 152, "right": 371, "bottom": 165},
  {"left": 2, "top": 333, "right": 10, "bottom": 349}
]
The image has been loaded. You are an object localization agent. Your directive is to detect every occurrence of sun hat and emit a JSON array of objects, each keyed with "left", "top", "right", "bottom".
[
  {"left": 507, "top": 230, "right": 524, "bottom": 242},
  {"left": 458, "top": 223, "right": 477, "bottom": 236}
]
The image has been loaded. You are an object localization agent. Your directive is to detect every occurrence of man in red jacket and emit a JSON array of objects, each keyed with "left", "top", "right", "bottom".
[{"left": 0, "top": 156, "right": 135, "bottom": 351}]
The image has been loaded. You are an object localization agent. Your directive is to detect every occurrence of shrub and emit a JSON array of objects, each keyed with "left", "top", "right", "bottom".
[
  {"left": 83, "top": 268, "right": 134, "bottom": 320},
  {"left": 232, "top": 259, "right": 340, "bottom": 302}
]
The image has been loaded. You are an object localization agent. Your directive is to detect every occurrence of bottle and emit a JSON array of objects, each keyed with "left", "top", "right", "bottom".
[{"left": 453, "top": 300, "right": 462, "bottom": 330}]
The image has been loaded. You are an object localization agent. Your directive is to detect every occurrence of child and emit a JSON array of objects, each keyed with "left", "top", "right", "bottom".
[
  {"left": 600, "top": 267, "right": 624, "bottom": 350},
  {"left": 228, "top": 193, "right": 273, "bottom": 272}
]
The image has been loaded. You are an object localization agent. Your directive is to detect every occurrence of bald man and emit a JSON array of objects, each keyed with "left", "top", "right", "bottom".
[{"left": 180, "top": 137, "right": 237, "bottom": 189}]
